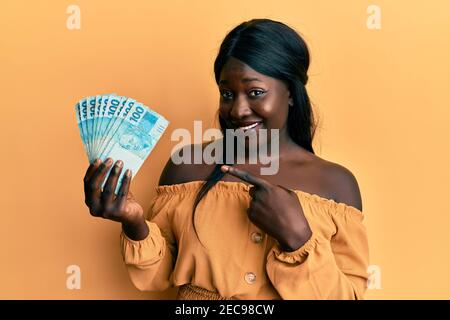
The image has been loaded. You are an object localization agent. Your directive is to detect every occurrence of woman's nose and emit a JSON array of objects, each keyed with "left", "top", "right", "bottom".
[{"left": 230, "top": 95, "right": 252, "bottom": 119}]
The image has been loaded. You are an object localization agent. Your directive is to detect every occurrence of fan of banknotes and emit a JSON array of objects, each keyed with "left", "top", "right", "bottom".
[{"left": 75, "top": 93, "right": 169, "bottom": 191}]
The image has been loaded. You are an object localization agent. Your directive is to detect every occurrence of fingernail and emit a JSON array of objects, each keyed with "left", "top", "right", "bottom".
[
  {"left": 93, "top": 158, "right": 100, "bottom": 165},
  {"left": 105, "top": 158, "right": 113, "bottom": 165},
  {"left": 221, "top": 165, "right": 229, "bottom": 172},
  {"left": 126, "top": 169, "right": 132, "bottom": 177},
  {"left": 116, "top": 160, "right": 123, "bottom": 167}
]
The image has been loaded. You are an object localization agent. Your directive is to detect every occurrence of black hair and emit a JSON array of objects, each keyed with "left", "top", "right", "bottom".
[{"left": 192, "top": 18, "right": 317, "bottom": 243}]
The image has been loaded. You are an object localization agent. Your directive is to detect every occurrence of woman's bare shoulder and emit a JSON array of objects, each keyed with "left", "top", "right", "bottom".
[
  {"left": 158, "top": 142, "right": 216, "bottom": 186},
  {"left": 312, "top": 155, "right": 363, "bottom": 211}
]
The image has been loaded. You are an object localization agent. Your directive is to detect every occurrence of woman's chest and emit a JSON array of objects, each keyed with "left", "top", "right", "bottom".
[{"left": 220, "top": 158, "right": 337, "bottom": 202}]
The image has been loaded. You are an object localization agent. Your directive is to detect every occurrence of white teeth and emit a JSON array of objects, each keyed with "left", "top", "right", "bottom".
[{"left": 238, "top": 122, "right": 260, "bottom": 131}]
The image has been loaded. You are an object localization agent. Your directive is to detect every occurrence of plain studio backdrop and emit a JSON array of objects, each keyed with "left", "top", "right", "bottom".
[{"left": 1, "top": 0, "right": 449, "bottom": 299}]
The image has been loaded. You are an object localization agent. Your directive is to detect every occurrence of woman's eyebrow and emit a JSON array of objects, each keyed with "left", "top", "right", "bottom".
[{"left": 219, "top": 77, "right": 263, "bottom": 84}]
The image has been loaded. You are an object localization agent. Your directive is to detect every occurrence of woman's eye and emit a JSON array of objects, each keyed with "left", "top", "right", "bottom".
[
  {"left": 220, "top": 91, "right": 233, "bottom": 99},
  {"left": 249, "top": 90, "right": 265, "bottom": 97}
]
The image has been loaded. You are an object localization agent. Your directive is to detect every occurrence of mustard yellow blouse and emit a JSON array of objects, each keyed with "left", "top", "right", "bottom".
[{"left": 120, "top": 180, "right": 370, "bottom": 300}]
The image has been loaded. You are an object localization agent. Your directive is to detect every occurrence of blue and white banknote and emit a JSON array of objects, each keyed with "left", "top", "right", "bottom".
[{"left": 75, "top": 94, "right": 169, "bottom": 193}]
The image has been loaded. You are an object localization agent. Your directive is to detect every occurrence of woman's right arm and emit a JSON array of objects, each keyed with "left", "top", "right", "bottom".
[{"left": 83, "top": 158, "right": 176, "bottom": 291}]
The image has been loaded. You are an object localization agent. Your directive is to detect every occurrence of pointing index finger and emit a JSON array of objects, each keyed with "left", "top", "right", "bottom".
[{"left": 221, "top": 165, "right": 268, "bottom": 188}]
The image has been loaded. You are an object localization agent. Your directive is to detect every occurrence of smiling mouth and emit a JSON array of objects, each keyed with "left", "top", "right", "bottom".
[
  {"left": 238, "top": 122, "right": 261, "bottom": 131},
  {"left": 230, "top": 120, "right": 264, "bottom": 131}
]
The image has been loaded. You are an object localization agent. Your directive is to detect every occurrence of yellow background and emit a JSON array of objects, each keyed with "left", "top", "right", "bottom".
[{"left": 1, "top": 0, "right": 449, "bottom": 299}]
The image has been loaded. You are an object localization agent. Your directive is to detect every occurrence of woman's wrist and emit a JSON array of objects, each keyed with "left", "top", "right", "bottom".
[
  {"left": 122, "top": 217, "right": 149, "bottom": 241},
  {"left": 278, "top": 220, "right": 313, "bottom": 252}
]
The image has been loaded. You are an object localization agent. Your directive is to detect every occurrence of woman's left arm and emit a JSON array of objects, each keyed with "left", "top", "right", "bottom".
[{"left": 221, "top": 165, "right": 370, "bottom": 300}]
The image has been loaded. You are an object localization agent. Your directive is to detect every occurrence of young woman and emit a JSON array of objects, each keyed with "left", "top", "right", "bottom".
[{"left": 83, "top": 18, "right": 369, "bottom": 300}]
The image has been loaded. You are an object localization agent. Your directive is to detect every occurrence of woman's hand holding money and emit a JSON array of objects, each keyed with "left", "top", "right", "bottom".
[{"left": 83, "top": 158, "right": 149, "bottom": 241}]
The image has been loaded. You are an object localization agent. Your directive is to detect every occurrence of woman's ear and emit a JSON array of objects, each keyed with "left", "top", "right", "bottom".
[
  {"left": 285, "top": 83, "right": 293, "bottom": 106},
  {"left": 288, "top": 94, "right": 293, "bottom": 107}
]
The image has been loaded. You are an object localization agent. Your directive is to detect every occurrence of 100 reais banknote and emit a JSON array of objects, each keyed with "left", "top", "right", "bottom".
[{"left": 75, "top": 94, "right": 169, "bottom": 192}]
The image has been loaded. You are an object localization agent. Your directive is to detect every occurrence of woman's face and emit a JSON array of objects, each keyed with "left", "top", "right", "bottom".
[{"left": 218, "top": 57, "right": 293, "bottom": 152}]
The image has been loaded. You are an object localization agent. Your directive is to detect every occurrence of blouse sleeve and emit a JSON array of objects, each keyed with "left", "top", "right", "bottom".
[
  {"left": 120, "top": 192, "right": 177, "bottom": 292},
  {"left": 265, "top": 191, "right": 370, "bottom": 300}
]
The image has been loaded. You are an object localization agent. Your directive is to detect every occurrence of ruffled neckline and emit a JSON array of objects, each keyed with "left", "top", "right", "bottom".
[{"left": 155, "top": 180, "right": 363, "bottom": 215}]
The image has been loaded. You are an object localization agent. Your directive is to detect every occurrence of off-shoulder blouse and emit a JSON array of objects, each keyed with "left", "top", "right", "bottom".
[{"left": 120, "top": 180, "right": 369, "bottom": 300}]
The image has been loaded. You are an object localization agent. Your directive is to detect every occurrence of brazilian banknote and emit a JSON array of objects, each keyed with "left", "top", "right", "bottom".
[{"left": 75, "top": 94, "right": 169, "bottom": 192}]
